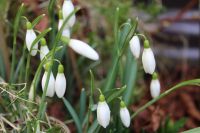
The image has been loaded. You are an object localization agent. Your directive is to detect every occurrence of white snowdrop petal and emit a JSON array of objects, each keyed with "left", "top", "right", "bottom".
[
  {"left": 62, "top": 28, "right": 71, "bottom": 38},
  {"left": 142, "top": 48, "right": 156, "bottom": 74},
  {"left": 120, "top": 107, "right": 131, "bottom": 127},
  {"left": 40, "top": 45, "right": 50, "bottom": 61},
  {"left": 42, "top": 72, "right": 55, "bottom": 97},
  {"left": 97, "top": 102, "right": 110, "bottom": 128},
  {"left": 129, "top": 35, "right": 140, "bottom": 59},
  {"left": 69, "top": 39, "right": 99, "bottom": 60},
  {"left": 55, "top": 73, "right": 66, "bottom": 98},
  {"left": 25, "top": 29, "right": 38, "bottom": 56},
  {"left": 58, "top": 19, "right": 63, "bottom": 30},
  {"left": 62, "top": 0, "right": 76, "bottom": 27},
  {"left": 150, "top": 79, "right": 160, "bottom": 98}
]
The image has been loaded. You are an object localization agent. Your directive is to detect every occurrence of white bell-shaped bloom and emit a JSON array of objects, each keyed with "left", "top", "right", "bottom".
[
  {"left": 69, "top": 39, "right": 99, "bottom": 60},
  {"left": 120, "top": 101, "right": 131, "bottom": 127},
  {"left": 62, "top": 0, "right": 76, "bottom": 27},
  {"left": 42, "top": 71, "right": 55, "bottom": 97},
  {"left": 40, "top": 38, "right": 49, "bottom": 61},
  {"left": 55, "top": 65, "right": 66, "bottom": 98},
  {"left": 142, "top": 40, "right": 156, "bottom": 74},
  {"left": 58, "top": 19, "right": 63, "bottom": 30},
  {"left": 129, "top": 35, "right": 140, "bottom": 59},
  {"left": 25, "top": 22, "right": 38, "bottom": 56},
  {"left": 150, "top": 72, "right": 160, "bottom": 98},
  {"left": 97, "top": 94, "right": 110, "bottom": 128}
]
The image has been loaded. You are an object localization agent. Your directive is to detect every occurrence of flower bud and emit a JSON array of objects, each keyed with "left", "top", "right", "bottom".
[
  {"left": 55, "top": 65, "right": 67, "bottom": 98},
  {"left": 129, "top": 35, "right": 140, "bottom": 59},
  {"left": 150, "top": 72, "right": 160, "bottom": 98},
  {"left": 142, "top": 40, "right": 156, "bottom": 74},
  {"left": 25, "top": 22, "right": 38, "bottom": 56},
  {"left": 28, "top": 84, "right": 34, "bottom": 101},
  {"left": 69, "top": 39, "right": 99, "bottom": 60},
  {"left": 120, "top": 101, "right": 131, "bottom": 127},
  {"left": 62, "top": 28, "right": 71, "bottom": 38},
  {"left": 62, "top": 0, "right": 76, "bottom": 27},
  {"left": 97, "top": 94, "right": 110, "bottom": 128},
  {"left": 41, "top": 66, "right": 55, "bottom": 97},
  {"left": 40, "top": 38, "right": 50, "bottom": 61}
]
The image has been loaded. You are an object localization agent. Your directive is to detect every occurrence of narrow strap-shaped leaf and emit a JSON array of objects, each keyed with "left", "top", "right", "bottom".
[
  {"left": 10, "top": 3, "right": 24, "bottom": 83},
  {"left": 131, "top": 79, "right": 200, "bottom": 119},
  {"left": 79, "top": 88, "right": 86, "bottom": 123},
  {"left": 62, "top": 97, "right": 82, "bottom": 133},
  {"left": 31, "top": 14, "right": 45, "bottom": 28},
  {"left": 107, "top": 85, "right": 126, "bottom": 103}
]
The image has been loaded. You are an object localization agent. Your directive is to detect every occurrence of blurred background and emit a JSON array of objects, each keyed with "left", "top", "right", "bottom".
[{"left": 0, "top": 0, "right": 199, "bottom": 132}]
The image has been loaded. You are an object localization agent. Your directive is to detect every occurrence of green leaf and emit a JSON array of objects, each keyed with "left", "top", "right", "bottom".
[
  {"left": 31, "top": 14, "right": 45, "bottom": 28},
  {"left": 107, "top": 85, "right": 126, "bottom": 103},
  {"left": 182, "top": 127, "right": 200, "bottom": 133},
  {"left": 62, "top": 97, "right": 82, "bottom": 133},
  {"left": 123, "top": 49, "right": 137, "bottom": 105},
  {"left": 88, "top": 120, "right": 99, "bottom": 133},
  {"left": 79, "top": 88, "right": 86, "bottom": 123}
]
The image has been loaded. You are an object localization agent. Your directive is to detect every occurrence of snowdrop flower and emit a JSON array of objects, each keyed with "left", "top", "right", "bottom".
[
  {"left": 62, "top": 0, "right": 76, "bottom": 27},
  {"left": 41, "top": 63, "right": 55, "bottom": 97},
  {"left": 68, "top": 39, "right": 99, "bottom": 60},
  {"left": 55, "top": 64, "right": 67, "bottom": 98},
  {"left": 150, "top": 72, "right": 160, "bottom": 98},
  {"left": 58, "top": 10, "right": 71, "bottom": 38},
  {"left": 25, "top": 22, "right": 38, "bottom": 56},
  {"left": 40, "top": 38, "right": 49, "bottom": 61},
  {"left": 97, "top": 94, "right": 110, "bottom": 128},
  {"left": 142, "top": 40, "right": 156, "bottom": 74},
  {"left": 129, "top": 35, "right": 140, "bottom": 59},
  {"left": 120, "top": 100, "right": 131, "bottom": 127}
]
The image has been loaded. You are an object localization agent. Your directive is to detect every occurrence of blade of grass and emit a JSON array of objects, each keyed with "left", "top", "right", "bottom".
[
  {"left": 62, "top": 97, "right": 82, "bottom": 133},
  {"left": 182, "top": 127, "right": 200, "bottom": 133},
  {"left": 131, "top": 79, "right": 200, "bottom": 119},
  {"left": 10, "top": 3, "right": 24, "bottom": 83}
]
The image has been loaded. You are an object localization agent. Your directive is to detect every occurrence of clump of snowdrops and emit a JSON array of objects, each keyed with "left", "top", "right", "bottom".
[{"left": 0, "top": 0, "right": 200, "bottom": 132}]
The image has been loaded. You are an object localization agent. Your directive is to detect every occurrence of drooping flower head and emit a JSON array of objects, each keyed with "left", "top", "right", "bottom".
[
  {"left": 62, "top": 0, "right": 76, "bottom": 28},
  {"left": 142, "top": 40, "right": 156, "bottom": 74},
  {"left": 129, "top": 35, "right": 140, "bottom": 59},
  {"left": 150, "top": 72, "right": 161, "bottom": 98},
  {"left": 41, "top": 63, "right": 55, "bottom": 97},
  {"left": 25, "top": 21, "right": 38, "bottom": 56},
  {"left": 40, "top": 38, "right": 50, "bottom": 61},
  {"left": 55, "top": 64, "right": 67, "bottom": 98},
  {"left": 120, "top": 100, "right": 131, "bottom": 127},
  {"left": 97, "top": 94, "right": 110, "bottom": 128}
]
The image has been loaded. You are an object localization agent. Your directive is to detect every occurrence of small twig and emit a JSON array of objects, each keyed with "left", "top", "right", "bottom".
[{"left": 0, "top": 116, "right": 20, "bottom": 131}]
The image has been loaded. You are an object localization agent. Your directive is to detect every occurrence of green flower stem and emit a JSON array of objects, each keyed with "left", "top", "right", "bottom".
[
  {"left": 25, "top": 54, "right": 31, "bottom": 83},
  {"left": 131, "top": 79, "right": 200, "bottom": 119}
]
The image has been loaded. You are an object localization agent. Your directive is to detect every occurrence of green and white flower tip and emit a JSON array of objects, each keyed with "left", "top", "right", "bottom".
[
  {"left": 41, "top": 63, "right": 55, "bottom": 97},
  {"left": 97, "top": 94, "right": 110, "bottom": 128},
  {"left": 62, "top": 0, "right": 76, "bottom": 27},
  {"left": 129, "top": 35, "right": 140, "bottom": 59},
  {"left": 25, "top": 21, "right": 38, "bottom": 56},
  {"left": 120, "top": 101, "right": 131, "bottom": 127},
  {"left": 142, "top": 40, "right": 156, "bottom": 74},
  {"left": 150, "top": 72, "right": 160, "bottom": 98},
  {"left": 69, "top": 39, "right": 99, "bottom": 61},
  {"left": 40, "top": 38, "right": 49, "bottom": 61},
  {"left": 55, "top": 64, "right": 67, "bottom": 98}
]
